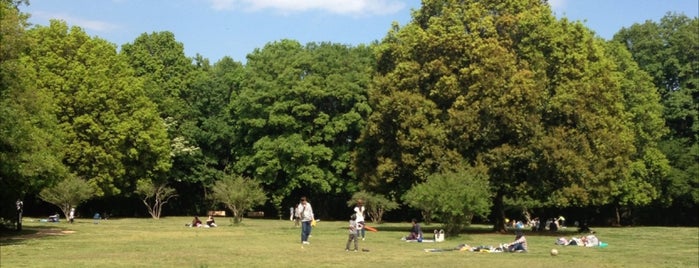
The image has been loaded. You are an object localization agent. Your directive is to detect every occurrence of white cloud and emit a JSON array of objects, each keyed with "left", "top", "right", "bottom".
[
  {"left": 32, "top": 11, "right": 119, "bottom": 32},
  {"left": 210, "top": 0, "right": 236, "bottom": 11},
  {"left": 547, "top": 0, "right": 567, "bottom": 14},
  {"left": 209, "top": 0, "right": 405, "bottom": 15}
]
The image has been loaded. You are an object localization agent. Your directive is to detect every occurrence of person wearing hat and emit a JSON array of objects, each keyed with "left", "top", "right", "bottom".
[{"left": 505, "top": 230, "right": 528, "bottom": 252}]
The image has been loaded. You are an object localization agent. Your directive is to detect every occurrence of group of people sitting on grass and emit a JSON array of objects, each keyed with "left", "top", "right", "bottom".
[
  {"left": 413, "top": 217, "right": 528, "bottom": 253},
  {"left": 187, "top": 215, "right": 217, "bottom": 227}
]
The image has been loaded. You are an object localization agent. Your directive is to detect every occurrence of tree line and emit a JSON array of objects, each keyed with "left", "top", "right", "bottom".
[{"left": 1, "top": 0, "right": 696, "bottom": 231}]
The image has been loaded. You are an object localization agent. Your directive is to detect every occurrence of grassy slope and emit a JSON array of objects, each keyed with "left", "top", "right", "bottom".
[{"left": 1, "top": 217, "right": 697, "bottom": 267}]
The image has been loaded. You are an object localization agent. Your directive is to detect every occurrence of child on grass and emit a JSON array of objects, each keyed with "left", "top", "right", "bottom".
[{"left": 345, "top": 214, "right": 359, "bottom": 252}]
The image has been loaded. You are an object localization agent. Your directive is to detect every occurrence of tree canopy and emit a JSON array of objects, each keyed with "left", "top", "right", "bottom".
[
  {"left": 356, "top": 0, "right": 647, "bottom": 231},
  {"left": 3, "top": 0, "right": 695, "bottom": 227}
]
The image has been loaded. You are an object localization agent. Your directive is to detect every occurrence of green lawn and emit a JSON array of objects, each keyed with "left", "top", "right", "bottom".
[{"left": 1, "top": 217, "right": 697, "bottom": 267}]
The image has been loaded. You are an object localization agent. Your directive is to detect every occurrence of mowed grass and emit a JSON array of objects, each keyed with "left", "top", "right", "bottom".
[{"left": 1, "top": 217, "right": 697, "bottom": 268}]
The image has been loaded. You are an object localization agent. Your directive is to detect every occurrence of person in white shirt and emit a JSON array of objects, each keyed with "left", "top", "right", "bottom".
[
  {"left": 353, "top": 199, "right": 366, "bottom": 240},
  {"left": 69, "top": 208, "right": 75, "bottom": 224},
  {"left": 296, "top": 196, "right": 315, "bottom": 245}
]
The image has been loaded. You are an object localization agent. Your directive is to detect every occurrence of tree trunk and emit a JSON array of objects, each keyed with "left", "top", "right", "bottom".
[
  {"left": 614, "top": 205, "right": 621, "bottom": 226},
  {"left": 492, "top": 191, "right": 507, "bottom": 233}
]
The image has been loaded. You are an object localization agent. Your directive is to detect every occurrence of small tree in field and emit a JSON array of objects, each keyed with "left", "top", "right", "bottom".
[
  {"left": 347, "top": 191, "right": 399, "bottom": 224},
  {"left": 403, "top": 167, "right": 491, "bottom": 236},
  {"left": 38, "top": 176, "right": 95, "bottom": 221},
  {"left": 135, "top": 179, "right": 177, "bottom": 219},
  {"left": 210, "top": 174, "right": 267, "bottom": 224}
]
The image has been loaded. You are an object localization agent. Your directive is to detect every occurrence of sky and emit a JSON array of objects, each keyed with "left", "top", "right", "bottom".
[{"left": 20, "top": 0, "right": 698, "bottom": 63}]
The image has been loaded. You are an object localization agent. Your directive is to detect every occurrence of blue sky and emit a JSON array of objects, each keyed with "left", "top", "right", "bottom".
[{"left": 21, "top": 0, "right": 698, "bottom": 63}]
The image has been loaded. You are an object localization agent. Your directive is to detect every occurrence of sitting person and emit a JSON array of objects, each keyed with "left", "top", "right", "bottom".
[
  {"left": 504, "top": 230, "right": 528, "bottom": 252},
  {"left": 403, "top": 218, "right": 423, "bottom": 241},
  {"left": 191, "top": 216, "right": 202, "bottom": 227},
  {"left": 206, "top": 215, "right": 217, "bottom": 227},
  {"left": 48, "top": 213, "right": 60, "bottom": 222}
]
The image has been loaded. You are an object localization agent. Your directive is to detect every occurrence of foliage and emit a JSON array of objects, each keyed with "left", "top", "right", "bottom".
[
  {"left": 231, "top": 40, "right": 373, "bottom": 213},
  {"left": 210, "top": 174, "right": 267, "bottom": 224},
  {"left": 403, "top": 166, "right": 491, "bottom": 235},
  {"left": 358, "top": 0, "right": 641, "bottom": 231},
  {"left": 612, "top": 13, "right": 699, "bottom": 220},
  {"left": 38, "top": 176, "right": 95, "bottom": 220},
  {"left": 135, "top": 179, "right": 178, "bottom": 219},
  {"left": 0, "top": 0, "right": 67, "bottom": 223},
  {"left": 602, "top": 41, "right": 670, "bottom": 224},
  {"left": 24, "top": 21, "right": 172, "bottom": 196},
  {"left": 346, "top": 191, "right": 399, "bottom": 224},
  {"left": 121, "top": 32, "right": 205, "bottom": 213}
]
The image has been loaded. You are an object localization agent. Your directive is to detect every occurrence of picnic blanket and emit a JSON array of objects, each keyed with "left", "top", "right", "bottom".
[{"left": 424, "top": 244, "right": 507, "bottom": 253}]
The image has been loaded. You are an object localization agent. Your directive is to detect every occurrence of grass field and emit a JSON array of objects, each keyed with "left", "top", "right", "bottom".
[{"left": 1, "top": 217, "right": 697, "bottom": 267}]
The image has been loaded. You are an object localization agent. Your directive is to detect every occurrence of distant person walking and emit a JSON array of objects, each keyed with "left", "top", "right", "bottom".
[{"left": 296, "top": 196, "right": 315, "bottom": 245}]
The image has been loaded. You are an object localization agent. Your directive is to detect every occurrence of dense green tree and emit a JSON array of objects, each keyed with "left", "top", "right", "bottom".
[
  {"left": 231, "top": 40, "right": 373, "bottom": 215},
  {"left": 24, "top": 21, "right": 171, "bottom": 196},
  {"left": 183, "top": 56, "right": 243, "bottom": 183},
  {"left": 358, "top": 0, "right": 639, "bottom": 231},
  {"left": 403, "top": 165, "right": 491, "bottom": 235},
  {"left": 210, "top": 173, "right": 267, "bottom": 224},
  {"left": 121, "top": 32, "right": 207, "bottom": 213},
  {"left": 603, "top": 41, "right": 669, "bottom": 224},
  {"left": 0, "top": 1, "right": 67, "bottom": 224},
  {"left": 121, "top": 31, "right": 194, "bottom": 120},
  {"left": 194, "top": 56, "right": 243, "bottom": 170},
  {"left": 38, "top": 175, "right": 96, "bottom": 221},
  {"left": 612, "top": 13, "right": 698, "bottom": 224}
]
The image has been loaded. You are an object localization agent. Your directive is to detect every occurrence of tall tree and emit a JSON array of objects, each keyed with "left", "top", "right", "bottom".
[
  {"left": 121, "top": 32, "right": 207, "bottom": 213},
  {"left": 24, "top": 21, "right": 171, "bottom": 196},
  {"left": 357, "top": 0, "right": 638, "bottom": 231},
  {"left": 0, "top": 0, "right": 67, "bottom": 223},
  {"left": 602, "top": 41, "right": 669, "bottom": 225},
  {"left": 612, "top": 13, "right": 698, "bottom": 224},
  {"left": 231, "top": 40, "right": 373, "bottom": 216}
]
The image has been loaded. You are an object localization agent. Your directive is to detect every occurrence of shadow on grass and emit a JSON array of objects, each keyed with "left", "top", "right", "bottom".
[{"left": 0, "top": 224, "right": 72, "bottom": 246}]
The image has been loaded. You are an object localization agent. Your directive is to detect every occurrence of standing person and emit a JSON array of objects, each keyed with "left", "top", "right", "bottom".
[
  {"left": 16, "top": 199, "right": 23, "bottom": 231},
  {"left": 69, "top": 208, "right": 75, "bottom": 224},
  {"left": 345, "top": 214, "right": 360, "bottom": 251},
  {"left": 296, "top": 196, "right": 315, "bottom": 245},
  {"left": 289, "top": 206, "right": 295, "bottom": 221},
  {"left": 353, "top": 199, "right": 366, "bottom": 240}
]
